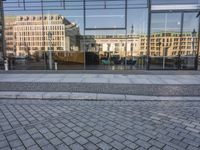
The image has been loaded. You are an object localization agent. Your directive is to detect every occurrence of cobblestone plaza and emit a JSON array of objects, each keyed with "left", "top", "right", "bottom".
[
  {"left": 0, "top": 0, "right": 200, "bottom": 150},
  {"left": 0, "top": 99, "right": 200, "bottom": 150}
]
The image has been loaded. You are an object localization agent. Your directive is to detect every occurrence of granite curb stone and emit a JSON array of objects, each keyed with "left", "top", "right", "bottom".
[{"left": 0, "top": 91, "right": 200, "bottom": 101}]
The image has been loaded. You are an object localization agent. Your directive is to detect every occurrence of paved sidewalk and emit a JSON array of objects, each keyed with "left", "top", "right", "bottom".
[
  {"left": 0, "top": 74, "right": 200, "bottom": 84},
  {"left": 0, "top": 99, "right": 200, "bottom": 150},
  {"left": 0, "top": 73, "right": 200, "bottom": 99},
  {"left": 0, "top": 72, "right": 200, "bottom": 150}
]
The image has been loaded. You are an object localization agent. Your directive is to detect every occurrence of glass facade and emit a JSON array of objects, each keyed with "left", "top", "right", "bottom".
[
  {"left": 0, "top": 0, "right": 4, "bottom": 69},
  {"left": 0, "top": 0, "right": 200, "bottom": 70}
]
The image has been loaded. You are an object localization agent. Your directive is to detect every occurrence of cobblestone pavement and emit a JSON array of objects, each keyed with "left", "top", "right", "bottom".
[{"left": 0, "top": 99, "right": 200, "bottom": 150}]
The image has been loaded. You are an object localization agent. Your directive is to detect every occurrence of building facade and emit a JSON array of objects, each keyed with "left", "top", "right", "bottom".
[
  {"left": 5, "top": 14, "right": 80, "bottom": 57},
  {"left": 80, "top": 35, "right": 140, "bottom": 58},
  {"left": 141, "top": 32, "right": 198, "bottom": 57},
  {"left": 4, "top": 16, "right": 15, "bottom": 56},
  {"left": 80, "top": 33, "right": 197, "bottom": 58},
  {"left": 0, "top": 0, "right": 4, "bottom": 60}
]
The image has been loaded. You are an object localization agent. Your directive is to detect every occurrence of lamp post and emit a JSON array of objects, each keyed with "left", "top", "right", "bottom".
[
  {"left": 14, "top": 43, "right": 16, "bottom": 56},
  {"left": 158, "top": 41, "right": 161, "bottom": 56},
  {"left": 131, "top": 25, "right": 134, "bottom": 59},
  {"left": 131, "top": 25, "right": 134, "bottom": 69},
  {"left": 192, "top": 29, "right": 197, "bottom": 55},
  {"left": 48, "top": 31, "right": 53, "bottom": 70},
  {"left": 163, "top": 47, "right": 168, "bottom": 70}
]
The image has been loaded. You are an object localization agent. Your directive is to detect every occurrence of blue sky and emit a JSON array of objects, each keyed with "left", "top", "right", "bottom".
[
  {"left": 3, "top": 0, "right": 147, "bottom": 35},
  {"left": 3, "top": 0, "right": 199, "bottom": 35}
]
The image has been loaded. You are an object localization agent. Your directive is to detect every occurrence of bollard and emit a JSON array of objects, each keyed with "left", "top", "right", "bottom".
[
  {"left": 54, "top": 62, "right": 58, "bottom": 70},
  {"left": 4, "top": 59, "right": 8, "bottom": 71}
]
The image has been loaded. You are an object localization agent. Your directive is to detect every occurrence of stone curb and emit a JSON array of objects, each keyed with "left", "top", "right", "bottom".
[{"left": 0, "top": 91, "right": 200, "bottom": 101}]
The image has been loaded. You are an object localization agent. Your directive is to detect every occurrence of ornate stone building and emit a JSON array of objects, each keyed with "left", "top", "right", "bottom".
[
  {"left": 140, "top": 32, "right": 198, "bottom": 57},
  {"left": 5, "top": 14, "right": 80, "bottom": 57},
  {"left": 80, "top": 35, "right": 141, "bottom": 58},
  {"left": 0, "top": 0, "right": 5, "bottom": 60}
]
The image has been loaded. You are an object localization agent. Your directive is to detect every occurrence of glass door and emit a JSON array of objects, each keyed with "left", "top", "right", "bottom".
[
  {"left": 180, "top": 12, "right": 199, "bottom": 70},
  {"left": 150, "top": 13, "right": 182, "bottom": 70}
]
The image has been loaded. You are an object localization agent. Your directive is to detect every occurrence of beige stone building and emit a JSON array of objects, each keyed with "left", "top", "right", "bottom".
[
  {"left": 140, "top": 32, "right": 198, "bottom": 57},
  {"left": 4, "top": 16, "right": 16, "bottom": 56},
  {"left": 4, "top": 14, "right": 198, "bottom": 58},
  {"left": 80, "top": 32, "right": 197, "bottom": 58},
  {"left": 0, "top": 0, "right": 4, "bottom": 60},
  {"left": 5, "top": 14, "right": 80, "bottom": 57},
  {"left": 80, "top": 35, "right": 141, "bottom": 58}
]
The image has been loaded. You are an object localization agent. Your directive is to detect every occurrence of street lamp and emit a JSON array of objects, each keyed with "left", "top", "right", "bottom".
[
  {"left": 158, "top": 41, "right": 161, "bottom": 56},
  {"left": 14, "top": 43, "right": 16, "bottom": 56},
  {"left": 48, "top": 31, "right": 53, "bottom": 70},
  {"left": 130, "top": 25, "right": 134, "bottom": 69},
  {"left": 131, "top": 25, "right": 134, "bottom": 59},
  {"left": 107, "top": 44, "right": 111, "bottom": 60},
  {"left": 192, "top": 29, "right": 197, "bottom": 55}
]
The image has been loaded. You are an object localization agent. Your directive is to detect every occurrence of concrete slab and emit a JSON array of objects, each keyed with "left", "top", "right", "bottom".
[
  {"left": 109, "top": 78, "right": 131, "bottom": 84},
  {"left": 147, "top": 77, "right": 167, "bottom": 84},
  {"left": 0, "top": 74, "right": 28, "bottom": 78},
  {"left": 18, "top": 74, "right": 44, "bottom": 78},
  {"left": 126, "top": 95, "right": 159, "bottom": 101},
  {"left": 19, "top": 78, "right": 39, "bottom": 82},
  {"left": 62, "top": 77, "right": 83, "bottom": 83},
  {"left": 98, "top": 74, "right": 114, "bottom": 79},
  {"left": 97, "top": 94, "right": 125, "bottom": 101},
  {"left": 164, "top": 79, "right": 182, "bottom": 84},
  {"left": 158, "top": 96, "right": 184, "bottom": 101},
  {"left": 0, "top": 91, "right": 20, "bottom": 99},
  {"left": 131, "top": 78, "right": 152, "bottom": 84},
  {"left": 179, "top": 79, "right": 200, "bottom": 84},
  {"left": 127, "top": 75, "right": 136, "bottom": 78},
  {"left": 43, "top": 92, "right": 71, "bottom": 100},
  {"left": 113, "top": 75, "right": 129, "bottom": 78},
  {"left": 43, "top": 74, "right": 66, "bottom": 78},
  {"left": 0, "top": 78, "right": 25, "bottom": 82},
  {"left": 81, "top": 74, "right": 99, "bottom": 78},
  {"left": 70, "top": 92, "right": 97, "bottom": 100},
  {"left": 16, "top": 92, "right": 44, "bottom": 99},
  {"left": 63, "top": 74, "right": 83, "bottom": 78},
  {"left": 0, "top": 74, "right": 200, "bottom": 85},
  {"left": 184, "top": 97, "right": 200, "bottom": 101},
  {"left": 82, "top": 78, "right": 109, "bottom": 83},
  {"left": 34, "top": 78, "right": 62, "bottom": 82}
]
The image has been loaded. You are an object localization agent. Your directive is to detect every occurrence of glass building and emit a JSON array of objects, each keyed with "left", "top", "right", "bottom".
[{"left": 0, "top": 0, "right": 200, "bottom": 70}]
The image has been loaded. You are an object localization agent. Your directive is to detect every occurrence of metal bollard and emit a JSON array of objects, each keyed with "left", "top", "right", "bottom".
[
  {"left": 54, "top": 62, "right": 58, "bottom": 70},
  {"left": 4, "top": 59, "right": 8, "bottom": 71}
]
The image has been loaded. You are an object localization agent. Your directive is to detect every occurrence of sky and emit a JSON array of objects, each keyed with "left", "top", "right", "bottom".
[{"left": 3, "top": 0, "right": 200, "bottom": 35}]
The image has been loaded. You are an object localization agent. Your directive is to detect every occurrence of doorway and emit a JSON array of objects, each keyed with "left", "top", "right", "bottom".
[{"left": 149, "top": 11, "right": 199, "bottom": 70}]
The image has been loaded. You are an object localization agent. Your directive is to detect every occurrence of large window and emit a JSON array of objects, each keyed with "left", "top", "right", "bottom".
[
  {"left": 151, "top": 0, "right": 200, "bottom": 4},
  {"left": 1, "top": 0, "right": 199, "bottom": 70},
  {"left": 150, "top": 13, "right": 182, "bottom": 70}
]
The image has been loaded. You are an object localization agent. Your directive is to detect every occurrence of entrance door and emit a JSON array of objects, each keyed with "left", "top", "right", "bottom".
[
  {"left": 149, "top": 12, "right": 199, "bottom": 70},
  {"left": 150, "top": 13, "right": 182, "bottom": 70},
  {"left": 180, "top": 12, "right": 199, "bottom": 70}
]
